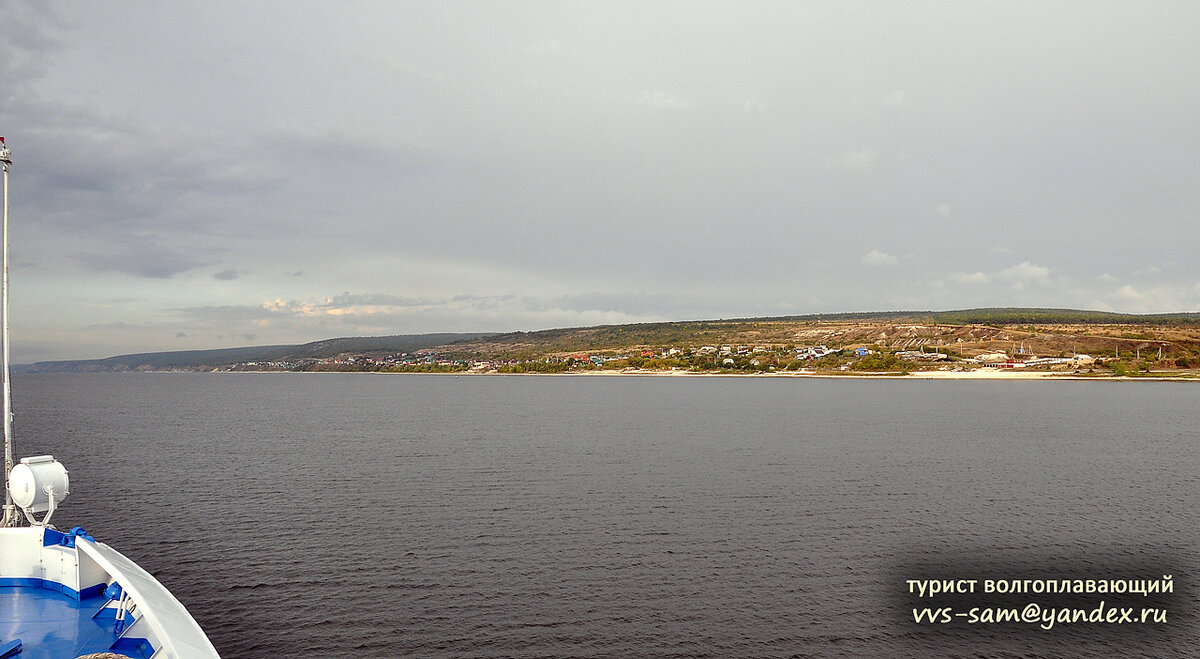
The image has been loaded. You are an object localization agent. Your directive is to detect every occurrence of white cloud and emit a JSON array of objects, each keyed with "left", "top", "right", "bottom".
[
  {"left": 951, "top": 271, "right": 990, "bottom": 284},
  {"left": 883, "top": 90, "right": 906, "bottom": 109},
  {"left": 742, "top": 98, "right": 767, "bottom": 112},
  {"left": 1104, "top": 283, "right": 1198, "bottom": 313},
  {"left": 834, "top": 147, "right": 879, "bottom": 174},
  {"left": 206, "top": 290, "right": 675, "bottom": 343},
  {"left": 527, "top": 39, "right": 562, "bottom": 55},
  {"left": 1097, "top": 273, "right": 1117, "bottom": 282},
  {"left": 1133, "top": 265, "right": 1162, "bottom": 276},
  {"left": 635, "top": 90, "right": 688, "bottom": 108},
  {"left": 936, "top": 203, "right": 952, "bottom": 218},
  {"left": 262, "top": 299, "right": 322, "bottom": 317},
  {"left": 997, "top": 261, "right": 1051, "bottom": 287},
  {"left": 1115, "top": 284, "right": 1142, "bottom": 300},
  {"left": 862, "top": 249, "right": 898, "bottom": 266}
]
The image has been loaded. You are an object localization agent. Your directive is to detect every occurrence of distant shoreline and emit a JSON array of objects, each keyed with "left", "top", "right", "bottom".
[
  {"left": 514, "top": 369, "right": 1197, "bottom": 381},
  {"left": 54, "top": 368, "right": 1199, "bottom": 381}
]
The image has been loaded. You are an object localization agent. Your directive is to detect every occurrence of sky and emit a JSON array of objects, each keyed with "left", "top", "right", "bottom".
[{"left": 2, "top": 1, "right": 1199, "bottom": 362}]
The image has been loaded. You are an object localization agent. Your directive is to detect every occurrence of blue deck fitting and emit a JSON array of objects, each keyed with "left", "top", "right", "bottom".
[
  {"left": 41, "top": 527, "right": 94, "bottom": 549},
  {"left": 0, "top": 584, "right": 150, "bottom": 658}
]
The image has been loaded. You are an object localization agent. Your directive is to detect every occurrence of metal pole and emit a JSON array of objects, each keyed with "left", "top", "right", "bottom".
[{"left": 1, "top": 140, "right": 15, "bottom": 527}]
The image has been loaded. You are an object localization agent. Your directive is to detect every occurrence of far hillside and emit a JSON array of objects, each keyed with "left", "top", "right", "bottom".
[
  {"left": 23, "top": 333, "right": 495, "bottom": 373},
  {"left": 20, "top": 308, "right": 1200, "bottom": 373},
  {"left": 439, "top": 317, "right": 1200, "bottom": 362}
]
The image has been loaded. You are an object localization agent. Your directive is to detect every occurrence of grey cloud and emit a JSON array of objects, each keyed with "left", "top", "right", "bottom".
[
  {"left": 75, "top": 244, "right": 211, "bottom": 279},
  {"left": 0, "top": 2, "right": 65, "bottom": 97},
  {"left": 84, "top": 321, "right": 143, "bottom": 331},
  {"left": 23, "top": 126, "right": 280, "bottom": 216},
  {"left": 530, "top": 293, "right": 703, "bottom": 318},
  {"left": 175, "top": 304, "right": 277, "bottom": 322},
  {"left": 260, "top": 130, "right": 440, "bottom": 178},
  {"left": 214, "top": 269, "right": 245, "bottom": 281}
]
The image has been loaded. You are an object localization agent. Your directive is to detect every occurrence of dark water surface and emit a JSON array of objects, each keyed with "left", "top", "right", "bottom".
[{"left": 12, "top": 373, "right": 1200, "bottom": 657}]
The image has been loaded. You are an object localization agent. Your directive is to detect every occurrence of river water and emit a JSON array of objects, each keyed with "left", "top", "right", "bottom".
[{"left": 12, "top": 373, "right": 1200, "bottom": 657}]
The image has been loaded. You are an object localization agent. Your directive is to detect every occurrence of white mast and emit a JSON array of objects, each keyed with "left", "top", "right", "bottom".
[{"left": 1, "top": 137, "right": 15, "bottom": 527}]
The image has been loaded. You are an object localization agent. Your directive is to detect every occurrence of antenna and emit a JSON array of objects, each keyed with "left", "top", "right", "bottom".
[{"left": 1, "top": 138, "right": 15, "bottom": 527}]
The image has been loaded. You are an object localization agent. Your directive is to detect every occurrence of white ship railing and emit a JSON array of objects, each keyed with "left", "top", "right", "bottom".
[{"left": 75, "top": 537, "right": 221, "bottom": 658}]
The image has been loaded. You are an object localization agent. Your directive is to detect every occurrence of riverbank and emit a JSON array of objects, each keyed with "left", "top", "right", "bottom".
[
  {"left": 105, "top": 367, "right": 1200, "bottom": 381},
  {"left": 471, "top": 368, "right": 1200, "bottom": 381}
]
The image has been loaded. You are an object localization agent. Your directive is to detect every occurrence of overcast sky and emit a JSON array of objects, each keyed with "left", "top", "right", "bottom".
[{"left": 2, "top": 1, "right": 1199, "bottom": 361}]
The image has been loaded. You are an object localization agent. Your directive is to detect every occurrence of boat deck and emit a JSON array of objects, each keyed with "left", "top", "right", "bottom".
[{"left": 0, "top": 584, "right": 151, "bottom": 659}]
